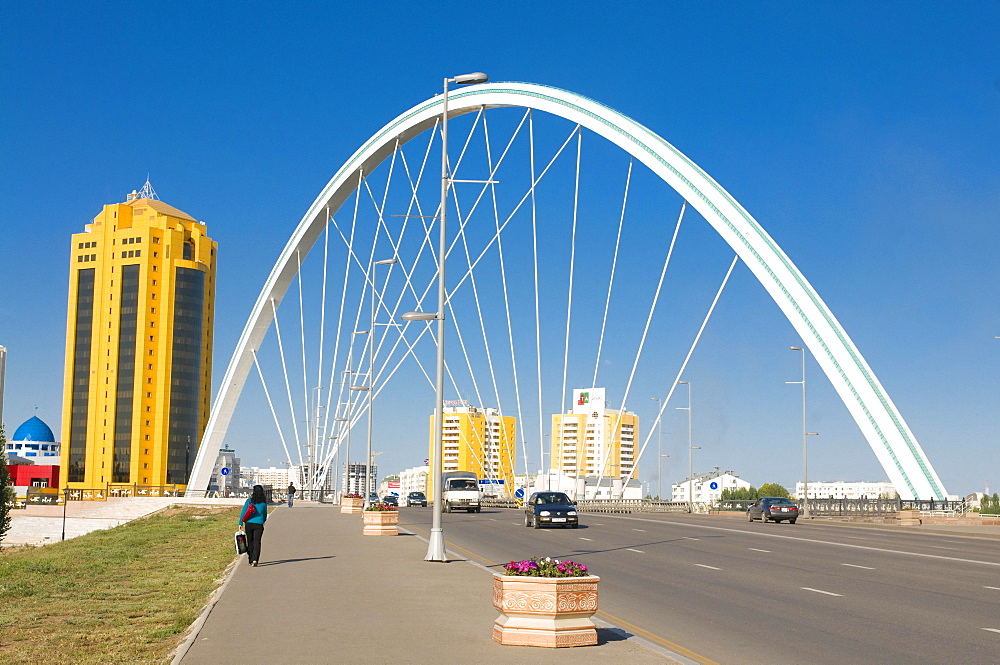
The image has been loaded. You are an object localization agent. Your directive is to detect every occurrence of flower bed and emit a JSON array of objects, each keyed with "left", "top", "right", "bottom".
[{"left": 492, "top": 557, "right": 598, "bottom": 647}]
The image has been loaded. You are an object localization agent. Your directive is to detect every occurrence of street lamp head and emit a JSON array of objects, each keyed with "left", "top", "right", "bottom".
[
  {"left": 691, "top": 446, "right": 702, "bottom": 450},
  {"left": 806, "top": 432, "right": 819, "bottom": 436},
  {"left": 353, "top": 330, "right": 370, "bottom": 335},
  {"left": 678, "top": 380, "right": 689, "bottom": 385},
  {"left": 401, "top": 311, "right": 438, "bottom": 322},
  {"left": 375, "top": 258, "right": 398, "bottom": 265},
  {"left": 350, "top": 386, "right": 371, "bottom": 392},
  {"left": 789, "top": 346, "right": 802, "bottom": 351},
  {"left": 451, "top": 72, "right": 488, "bottom": 85}
]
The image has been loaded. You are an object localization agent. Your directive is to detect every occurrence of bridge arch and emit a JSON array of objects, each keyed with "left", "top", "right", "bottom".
[{"left": 188, "top": 82, "right": 946, "bottom": 500}]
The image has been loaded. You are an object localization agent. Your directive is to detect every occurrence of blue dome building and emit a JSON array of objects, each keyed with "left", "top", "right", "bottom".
[{"left": 6, "top": 415, "right": 60, "bottom": 460}]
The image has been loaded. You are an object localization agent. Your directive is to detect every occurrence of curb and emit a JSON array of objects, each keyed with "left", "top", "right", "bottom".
[{"left": 168, "top": 556, "right": 242, "bottom": 664}]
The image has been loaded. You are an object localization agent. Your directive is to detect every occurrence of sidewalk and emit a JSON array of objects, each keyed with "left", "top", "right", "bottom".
[{"left": 176, "top": 503, "right": 677, "bottom": 665}]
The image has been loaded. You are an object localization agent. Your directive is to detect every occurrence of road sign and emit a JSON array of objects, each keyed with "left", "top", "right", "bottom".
[
  {"left": 479, "top": 479, "right": 505, "bottom": 485},
  {"left": 710, "top": 481, "right": 718, "bottom": 490},
  {"left": 220, "top": 467, "right": 230, "bottom": 476},
  {"left": 514, "top": 488, "right": 525, "bottom": 499}
]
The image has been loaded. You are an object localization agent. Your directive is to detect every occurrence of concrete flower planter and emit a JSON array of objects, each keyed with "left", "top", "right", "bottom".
[
  {"left": 492, "top": 574, "right": 600, "bottom": 647},
  {"left": 340, "top": 497, "right": 364, "bottom": 514},
  {"left": 361, "top": 510, "right": 399, "bottom": 535},
  {"left": 896, "top": 510, "right": 921, "bottom": 526}
]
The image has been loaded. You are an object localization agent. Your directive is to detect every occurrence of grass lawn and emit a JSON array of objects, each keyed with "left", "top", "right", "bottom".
[{"left": 0, "top": 505, "right": 238, "bottom": 664}]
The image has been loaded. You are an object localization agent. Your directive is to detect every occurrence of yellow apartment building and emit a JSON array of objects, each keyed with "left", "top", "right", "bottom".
[
  {"left": 428, "top": 403, "right": 517, "bottom": 496},
  {"left": 551, "top": 388, "right": 638, "bottom": 480},
  {"left": 60, "top": 182, "right": 216, "bottom": 490}
]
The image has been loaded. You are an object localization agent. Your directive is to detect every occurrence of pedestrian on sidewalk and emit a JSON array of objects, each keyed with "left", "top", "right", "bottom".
[
  {"left": 287, "top": 483, "right": 296, "bottom": 507},
  {"left": 239, "top": 485, "right": 268, "bottom": 566}
]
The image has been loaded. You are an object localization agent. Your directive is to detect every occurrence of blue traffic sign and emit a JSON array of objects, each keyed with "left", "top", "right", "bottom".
[
  {"left": 220, "top": 467, "right": 230, "bottom": 476},
  {"left": 709, "top": 481, "right": 718, "bottom": 490},
  {"left": 514, "top": 488, "right": 525, "bottom": 499}
]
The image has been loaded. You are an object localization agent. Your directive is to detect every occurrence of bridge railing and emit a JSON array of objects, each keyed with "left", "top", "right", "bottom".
[{"left": 717, "top": 497, "right": 969, "bottom": 515}]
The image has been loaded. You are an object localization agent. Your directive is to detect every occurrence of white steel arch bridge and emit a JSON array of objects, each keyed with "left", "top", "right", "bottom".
[{"left": 187, "top": 81, "right": 947, "bottom": 501}]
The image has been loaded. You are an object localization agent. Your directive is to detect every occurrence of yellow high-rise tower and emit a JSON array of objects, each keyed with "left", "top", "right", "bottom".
[
  {"left": 551, "top": 388, "right": 638, "bottom": 481},
  {"left": 60, "top": 181, "right": 216, "bottom": 490},
  {"left": 428, "top": 404, "right": 517, "bottom": 496}
]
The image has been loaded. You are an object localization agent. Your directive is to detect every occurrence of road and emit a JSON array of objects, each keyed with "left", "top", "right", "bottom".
[{"left": 399, "top": 508, "right": 1000, "bottom": 665}]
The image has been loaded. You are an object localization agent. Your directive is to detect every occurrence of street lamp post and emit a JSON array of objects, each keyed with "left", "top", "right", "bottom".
[
  {"left": 677, "top": 381, "right": 697, "bottom": 512},
  {"left": 401, "top": 70, "right": 488, "bottom": 562},
  {"left": 787, "top": 346, "right": 818, "bottom": 518},
  {"left": 651, "top": 397, "right": 662, "bottom": 499},
  {"left": 365, "top": 258, "right": 398, "bottom": 508}
]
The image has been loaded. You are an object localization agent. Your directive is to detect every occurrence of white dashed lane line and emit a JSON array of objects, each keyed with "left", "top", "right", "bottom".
[
  {"left": 694, "top": 564, "right": 720, "bottom": 570},
  {"left": 802, "top": 587, "right": 843, "bottom": 597},
  {"left": 627, "top": 548, "right": 644, "bottom": 553},
  {"left": 683, "top": 537, "right": 699, "bottom": 540},
  {"left": 748, "top": 548, "right": 771, "bottom": 553},
  {"left": 841, "top": 563, "right": 875, "bottom": 570},
  {"left": 632, "top": 528, "right": 645, "bottom": 532},
  {"left": 985, "top": 586, "right": 1000, "bottom": 591},
  {"left": 982, "top": 628, "right": 1000, "bottom": 634},
  {"left": 579, "top": 537, "right": 594, "bottom": 541}
]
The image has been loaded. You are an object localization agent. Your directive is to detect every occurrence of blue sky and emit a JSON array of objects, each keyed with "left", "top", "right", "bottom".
[{"left": 2, "top": 2, "right": 998, "bottom": 497}]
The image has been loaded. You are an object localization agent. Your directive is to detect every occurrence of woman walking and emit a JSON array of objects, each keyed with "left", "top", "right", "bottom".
[{"left": 239, "top": 485, "right": 268, "bottom": 566}]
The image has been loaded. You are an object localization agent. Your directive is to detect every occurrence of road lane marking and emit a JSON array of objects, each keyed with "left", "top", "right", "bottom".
[
  {"left": 926, "top": 545, "right": 957, "bottom": 550},
  {"left": 603, "top": 515, "right": 1000, "bottom": 567},
  {"left": 748, "top": 548, "right": 771, "bottom": 553},
  {"left": 841, "top": 563, "right": 875, "bottom": 570},
  {"left": 985, "top": 586, "right": 1000, "bottom": 590},
  {"left": 579, "top": 537, "right": 594, "bottom": 541},
  {"left": 683, "top": 537, "right": 700, "bottom": 540},
  {"left": 627, "top": 548, "right": 644, "bottom": 553},
  {"left": 694, "top": 564, "right": 720, "bottom": 570},
  {"left": 632, "top": 528, "right": 646, "bottom": 532},
  {"left": 982, "top": 628, "right": 1000, "bottom": 634},
  {"left": 802, "top": 587, "right": 843, "bottom": 597}
]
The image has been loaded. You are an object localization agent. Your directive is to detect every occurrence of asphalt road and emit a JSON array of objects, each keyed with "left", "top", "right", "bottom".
[{"left": 399, "top": 508, "right": 1000, "bottom": 665}]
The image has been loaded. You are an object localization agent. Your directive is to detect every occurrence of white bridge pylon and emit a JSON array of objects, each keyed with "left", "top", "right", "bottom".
[{"left": 187, "top": 81, "right": 946, "bottom": 501}]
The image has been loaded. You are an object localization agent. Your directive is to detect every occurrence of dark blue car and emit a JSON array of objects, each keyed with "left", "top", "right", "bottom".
[{"left": 524, "top": 491, "right": 579, "bottom": 529}]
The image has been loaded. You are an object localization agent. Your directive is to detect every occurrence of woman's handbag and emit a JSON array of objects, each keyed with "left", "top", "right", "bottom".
[
  {"left": 234, "top": 530, "right": 248, "bottom": 555},
  {"left": 241, "top": 502, "right": 258, "bottom": 523}
]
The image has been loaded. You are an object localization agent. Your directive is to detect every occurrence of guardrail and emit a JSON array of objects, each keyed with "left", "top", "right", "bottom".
[{"left": 717, "top": 498, "right": 969, "bottom": 516}]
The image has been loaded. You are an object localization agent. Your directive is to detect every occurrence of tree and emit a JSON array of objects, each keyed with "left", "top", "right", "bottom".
[
  {"left": 984, "top": 493, "right": 1000, "bottom": 515},
  {"left": 0, "top": 425, "right": 14, "bottom": 544},
  {"left": 758, "top": 483, "right": 790, "bottom": 498},
  {"left": 721, "top": 487, "right": 757, "bottom": 501}
]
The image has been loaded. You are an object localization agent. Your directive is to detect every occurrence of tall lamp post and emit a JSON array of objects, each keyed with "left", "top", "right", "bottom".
[
  {"left": 651, "top": 397, "right": 663, "bottom": 499},
  {"left": 787, "top": 346, "right": 818, "bottom": 518},
  {"left": 402, "top": 70, "right": 488, "bottom": 562},
  {"left": 677, "top": 380, "right": 697, "bottom": 512},
  {"left": 365, "top": 258, "right": 398, "bottom": 508}
]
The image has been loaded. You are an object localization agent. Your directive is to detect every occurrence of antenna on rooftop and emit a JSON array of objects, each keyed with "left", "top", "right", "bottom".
[{"left": 127, "top": 176, "right": 159, "bottom": 202}]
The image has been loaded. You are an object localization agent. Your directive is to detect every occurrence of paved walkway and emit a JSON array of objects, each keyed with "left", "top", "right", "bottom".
[{"left": 175, "top": 503, "right": 679, "bottom": 665}]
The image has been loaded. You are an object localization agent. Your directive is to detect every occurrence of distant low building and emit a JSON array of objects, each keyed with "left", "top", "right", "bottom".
[
  {"left": 795, "top": 480, "right": 896, "bottom": 500},
  {"left": 672, "top": 470, "right": 752, "bottom": 504}
]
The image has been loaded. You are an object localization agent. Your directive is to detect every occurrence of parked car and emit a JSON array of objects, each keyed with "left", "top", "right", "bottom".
[
  {"left": 748, "top": 496, "right": 799, "bottom": 523},
  {"left": 368, "top": 492, "right": 380, "bottom": 503},
  {"left": 524, "top": 491, "right": 579, "bottom": 529},
  {"left": 407, "top": 491, "right": 427, "bottom": 507},
  {"left": 381, "top": 495, "right": 398, "bottom": 506}
]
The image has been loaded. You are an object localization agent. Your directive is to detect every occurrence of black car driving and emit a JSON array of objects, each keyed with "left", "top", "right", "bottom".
[
  {"left": 748, "top": 496, "right": 799, "bottom": 523},
  {"left": 406, "top": 491, "right": 427, "bottom": 507},
  {"left": 524, "top": 491, "right": 579, "bottom": 529}
]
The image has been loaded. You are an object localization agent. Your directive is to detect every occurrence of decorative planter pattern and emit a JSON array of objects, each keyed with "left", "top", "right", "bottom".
[
  {"left": 362, "top": 510, "right": 399, "bottom": 536},
  {"left": 340, "top": 497, "right": 364, "bottom": 514},
  {"left": 492, "top": 574, "right": 600, "bottom": 647}
]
